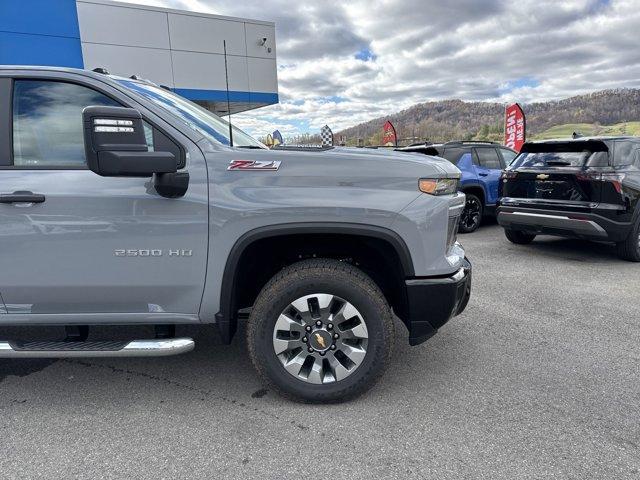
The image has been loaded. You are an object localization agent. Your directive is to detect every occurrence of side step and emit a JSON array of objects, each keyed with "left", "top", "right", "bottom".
[{"left": 0, "top": 338, "right": 194, "bottom": 358}]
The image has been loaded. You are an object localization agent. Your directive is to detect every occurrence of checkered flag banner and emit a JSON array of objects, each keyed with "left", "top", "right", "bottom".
[{"left": 320, "top": 125, "right": 334, "bottom": 147}]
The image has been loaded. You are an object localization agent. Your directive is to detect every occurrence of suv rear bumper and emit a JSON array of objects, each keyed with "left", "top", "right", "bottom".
[
  {"left": 404, "top": 258, "right": 471, "bottom": 346},
  {"left": 497, "top": 206, "right": 633, "bottom": 242}
]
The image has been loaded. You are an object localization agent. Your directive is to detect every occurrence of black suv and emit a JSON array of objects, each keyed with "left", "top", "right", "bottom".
[
  {"left": 498, "top": 136, "right": 640, "bottom": 261},
  {"left": 399, "top": 141, "right": 517, "bottom": 233}
]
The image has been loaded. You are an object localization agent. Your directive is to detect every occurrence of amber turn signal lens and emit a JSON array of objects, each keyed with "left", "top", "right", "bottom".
[
  {"left": 419, "top": 179, "right": 438, "bottom": 194},
  {"left": 419, "top": 178, "right": 459, "bottom": 195}
]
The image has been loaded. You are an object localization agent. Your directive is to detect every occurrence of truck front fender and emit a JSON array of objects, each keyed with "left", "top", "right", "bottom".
[{"left": 214, "top": 222, "right": 414, "bottom": 344}]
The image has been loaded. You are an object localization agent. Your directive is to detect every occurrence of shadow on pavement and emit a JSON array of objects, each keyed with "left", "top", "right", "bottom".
[{"left": 511, "top": 237, "right": 624, "bottom": 263}]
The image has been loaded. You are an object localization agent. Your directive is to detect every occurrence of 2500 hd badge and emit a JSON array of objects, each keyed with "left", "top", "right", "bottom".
[{"left": 114, "top": 249, "right": 194, "bottom": 257}]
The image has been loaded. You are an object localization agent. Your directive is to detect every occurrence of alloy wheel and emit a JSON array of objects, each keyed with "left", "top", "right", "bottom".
[
  {"left": 272, "top": 293, "right": 368, "bottom": 384},
  {"left": 460, "top": 197, "right": 482, "bottom": 231}
]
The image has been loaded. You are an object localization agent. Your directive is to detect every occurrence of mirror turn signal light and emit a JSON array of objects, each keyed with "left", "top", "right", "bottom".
[{"left": 93, "top": 118, "right": 135, "bottom": 133}]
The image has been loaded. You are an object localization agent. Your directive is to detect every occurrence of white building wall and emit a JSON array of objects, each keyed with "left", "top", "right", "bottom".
[{"left": 76, "top": 0, "right": 278, "bottom": 114}]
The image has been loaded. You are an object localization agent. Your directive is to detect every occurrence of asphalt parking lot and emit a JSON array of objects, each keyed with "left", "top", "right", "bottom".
[{"left": 0, "top": 222, "right": 638, "bottom": 479}]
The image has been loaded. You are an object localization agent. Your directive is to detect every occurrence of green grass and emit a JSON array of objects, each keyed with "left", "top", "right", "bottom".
[{"left": 532, "top": 122, "right": 640, "bottom": 140}]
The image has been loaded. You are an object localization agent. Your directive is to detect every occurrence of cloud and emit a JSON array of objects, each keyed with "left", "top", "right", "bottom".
[{"left": 129, "top": 0, "right": 640, "bottom": 137}]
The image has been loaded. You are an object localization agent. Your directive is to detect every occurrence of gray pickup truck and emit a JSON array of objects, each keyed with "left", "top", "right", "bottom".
[{"left": 0, "top": 66, "right": 471, "bottom": 402}]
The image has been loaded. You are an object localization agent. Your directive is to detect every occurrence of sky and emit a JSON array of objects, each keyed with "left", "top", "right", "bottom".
[{"left": 127, "top": 0, "right": 640, "bottom": 137}]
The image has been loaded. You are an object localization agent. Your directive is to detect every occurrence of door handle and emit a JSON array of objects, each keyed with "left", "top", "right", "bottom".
[
  {"left": 0, "top": 191, "right": 46, "bottom": 204},
  {"left": 478, "top": 172, "right": 489, "bottom": 177}
]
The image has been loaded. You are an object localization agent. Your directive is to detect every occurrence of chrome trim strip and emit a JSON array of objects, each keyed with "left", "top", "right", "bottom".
[
  {"left": 498, "top": 211, "right": 608, "bottom": 236},
  {"left": 122, "top": 338, "right": 195, "bottom": 356},
  {"left": 448, "top": 203, "right": 465, "bottom": 214},
  {"left": 448, "top": 192, "right": 466, "bottom": 210},
  {"left": 0, "top": 338, "right": 194, "bottom": 358},
  {"left": 406, "top": 258, "right": 472, "bottom": 286},
  {"left": 511, "top": 212, "right": 571, "bottom": 220}
]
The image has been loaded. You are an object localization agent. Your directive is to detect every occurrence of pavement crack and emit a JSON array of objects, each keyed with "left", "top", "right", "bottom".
[{"left": 62, "top": 359, "right": 309, "bottom": 431}]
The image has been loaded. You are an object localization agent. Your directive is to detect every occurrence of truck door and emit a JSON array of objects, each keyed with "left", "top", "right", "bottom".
[{"left": 0, "top": 77, "right": 208, "bottom": 320}]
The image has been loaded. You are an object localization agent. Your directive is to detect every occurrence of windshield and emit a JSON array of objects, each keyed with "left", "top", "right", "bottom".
[
  {"left": 509, "top": 150, "right": 610, "bottom": 169},
  {"left": 509, "top": 141, "right": 610, "bottom": 169},
  {"left": 118, "top": 80, "right": 266, "bottom": 149}
]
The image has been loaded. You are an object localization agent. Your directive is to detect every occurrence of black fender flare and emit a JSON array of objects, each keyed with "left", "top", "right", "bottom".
[{"left": 215, "top": 222, "right": 414, "bottom": 344}]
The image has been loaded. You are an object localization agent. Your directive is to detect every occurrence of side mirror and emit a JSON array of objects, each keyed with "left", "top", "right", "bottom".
[{"left": 83, "top": 106, "right": 178, "bottom": 177}]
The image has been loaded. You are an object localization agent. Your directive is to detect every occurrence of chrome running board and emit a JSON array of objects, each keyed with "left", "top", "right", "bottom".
[{"left": 0, "top": 338, "right": 194, "bottom": 358}]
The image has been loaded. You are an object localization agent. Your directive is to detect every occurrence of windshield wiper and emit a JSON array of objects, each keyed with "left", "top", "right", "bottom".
[
  {"left": 546, "top": 160, "right": 572, "bottom": 166},
  {"left": 237, "top": 145, "right": 265, "bottom": 149}
]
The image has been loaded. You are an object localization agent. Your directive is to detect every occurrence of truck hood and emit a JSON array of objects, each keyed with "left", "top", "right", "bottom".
[
  {"left": 325, "top": 147, "right": 460, "bottom": 178},
  {"left": 223, "top": 145, "right": 461, "bottom": 179}
]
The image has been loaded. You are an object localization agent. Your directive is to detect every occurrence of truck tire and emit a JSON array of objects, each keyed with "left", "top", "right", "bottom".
[
  {"left": 459, "top": 193, "right": 483, "bottom": 233},
  {"left": 246, "top": 258, "right": 394, "bottom": 403},
  {"left": 615, "top": 219, "right": 640, "bottom": 262},
  {"left": 504, "top": 228, "right": 536, "bottom": 245}
]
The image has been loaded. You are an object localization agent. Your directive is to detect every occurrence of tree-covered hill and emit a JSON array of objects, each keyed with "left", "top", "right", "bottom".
[{"left": 336, "top": 89, "right": 640, "bottom": 145}]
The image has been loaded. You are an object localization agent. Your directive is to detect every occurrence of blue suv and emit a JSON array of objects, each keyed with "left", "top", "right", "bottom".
[{"left": 399, "top": 141, "right": 517, "bottom": 233}]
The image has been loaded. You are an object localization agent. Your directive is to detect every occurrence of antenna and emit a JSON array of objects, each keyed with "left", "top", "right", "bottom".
[{"left": 223, "top": 40, "right": 234, "bottom": 147}]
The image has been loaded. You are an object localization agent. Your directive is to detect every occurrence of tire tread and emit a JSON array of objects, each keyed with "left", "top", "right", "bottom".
[
  {"left": 504, "top": 228, "right": 536, "bottom": 245},
  {"left": 616, "top": 220, "right": 640, "bottom": 262}
]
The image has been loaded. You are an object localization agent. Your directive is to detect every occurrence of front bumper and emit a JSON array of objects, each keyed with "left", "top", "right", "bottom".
[{"left": 404, "top": 258, "right": 472, "bottom": 346}]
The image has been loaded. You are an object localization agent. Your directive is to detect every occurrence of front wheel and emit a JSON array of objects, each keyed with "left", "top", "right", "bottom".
[
  {"left": 504, "top": 228, "right": 536, "bottom": 245},
  {"left": 615, "top": 219, "right": 640, "bottom": 262},
  {"left": 459, "top": 193, "right": 483, "bottom": 233},
  {"left": 246, "top": 258, "right": 394, "bottom": 403}
]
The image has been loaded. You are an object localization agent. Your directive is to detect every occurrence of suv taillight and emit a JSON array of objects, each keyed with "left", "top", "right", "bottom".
[
  {"left": 600, "top": 172, "right": 626, "bottom": 194},
  {"left": 576, "top": 171, "right": 626, "bottom": 194}
]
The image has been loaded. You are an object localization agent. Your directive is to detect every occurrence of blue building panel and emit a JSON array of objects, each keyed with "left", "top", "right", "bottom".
[
  {"left": 0, "top": 0, "right": 83, "bottom": 68},
  {"left": 0, "top": 0, "right": 81, "bottom": 38},
  {"left": 0, "top": 32, "right": 84, "bottom": 68}
]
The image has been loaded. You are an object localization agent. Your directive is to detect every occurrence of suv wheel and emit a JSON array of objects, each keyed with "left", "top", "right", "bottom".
[
  {"left": 504, "top": 229, "right": 536, "bottom": 245},
  {"left": 615, "top": 219, "right": 640, "bottom": 262},
  {"left": 459, "top": 193, "right": 483, "bottom": 233},
  {"left": 246, "top": 258, "right": 394, "bottom": 403}
]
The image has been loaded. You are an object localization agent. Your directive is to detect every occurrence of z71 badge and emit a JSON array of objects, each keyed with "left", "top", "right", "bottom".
[{"left": 227, "top": 160, "right": 281, "bottom": 171}]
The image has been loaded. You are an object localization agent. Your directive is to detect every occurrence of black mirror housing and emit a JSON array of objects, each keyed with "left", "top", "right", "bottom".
[
  {"left": 83, "top": 106, "right": 178, "bottom": 177},
  {"left": 94, "top": 150, "right": 178, "bottom": 177}
]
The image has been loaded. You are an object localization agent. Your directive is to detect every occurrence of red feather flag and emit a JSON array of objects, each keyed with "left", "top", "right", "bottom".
[
  {"left": 382, "top": 120, "right": 397, "bottom": 147},
  {"left": 504, "top": 103, "right": 526, "bottom": 152}
]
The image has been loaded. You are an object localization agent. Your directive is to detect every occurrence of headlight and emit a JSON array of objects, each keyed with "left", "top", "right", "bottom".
[{"left": 419, "top": 178, "right": 459, "bottom": 195}]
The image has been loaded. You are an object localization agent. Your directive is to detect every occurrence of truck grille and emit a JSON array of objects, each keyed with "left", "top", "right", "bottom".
[{"left": 447, "top": 212, "right": 460, "bottom": 250}]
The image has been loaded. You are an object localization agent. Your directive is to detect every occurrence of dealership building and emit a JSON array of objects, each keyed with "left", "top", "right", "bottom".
[{"left": 0, "top": 0, "right": 279, "bottom": 115}]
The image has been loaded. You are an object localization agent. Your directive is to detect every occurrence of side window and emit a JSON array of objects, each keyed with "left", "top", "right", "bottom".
[
  {"left": 143, "top": 122, "right": 155, "bottom": 151},
  {"left": 12, "top": 80, "right": 121, "bottom": 167},
  {"left": 475, "top": 148, "right": 502, "bottom": 169},
  {"left": 613, "top": 141, "right": 637, "bottom": 166},
  {"left": 500, "top": 148, "right": 517, "bottom": 167},
  {"left": 441, "top": 147, "right": 467, "bottom": 164}
]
